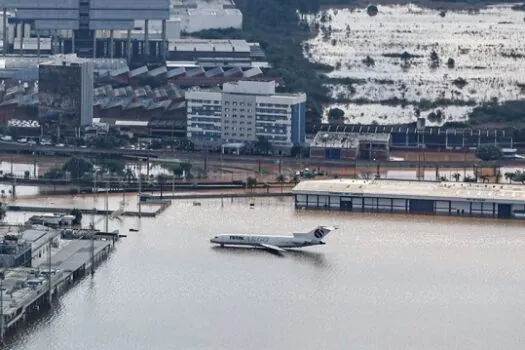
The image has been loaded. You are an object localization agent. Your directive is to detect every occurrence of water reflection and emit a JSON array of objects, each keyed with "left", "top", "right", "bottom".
[{"left": 211, "top": 246, "right": 328, "bottom": 268}]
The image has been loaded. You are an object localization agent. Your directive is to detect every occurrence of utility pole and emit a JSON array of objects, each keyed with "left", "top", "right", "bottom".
[
  {"left": 0, "top": 271, "right": 4, "bottom": 342},
  {"left": 104, "top": 183, "right": 109, "bottom": 233},
  {"left": 91, "top": 208, "right": 95, "bottom": 276},
  {"left": 47, "top": 239, "right": 52, "bottom": 305}
]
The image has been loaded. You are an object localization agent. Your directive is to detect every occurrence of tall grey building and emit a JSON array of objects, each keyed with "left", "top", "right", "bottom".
[
  {"left": 0, "top": 0, "right": 170, "bottom": 58},
  {"left": 39, "top": 55, "right": 94, "bottom": 131}
]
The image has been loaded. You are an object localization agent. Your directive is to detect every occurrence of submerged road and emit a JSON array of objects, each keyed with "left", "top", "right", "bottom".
[{"left": 0, "top": 141, "right": 514, "bottom": 170}]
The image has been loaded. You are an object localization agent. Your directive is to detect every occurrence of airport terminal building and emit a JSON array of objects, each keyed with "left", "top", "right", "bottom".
[{"left": 293, "top": 179, "right": 525, "bottom": 219}]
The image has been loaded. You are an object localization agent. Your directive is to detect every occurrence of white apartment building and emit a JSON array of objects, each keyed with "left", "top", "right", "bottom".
[{"left": 185, "top": 80, "right": 306, "bottom": 149}]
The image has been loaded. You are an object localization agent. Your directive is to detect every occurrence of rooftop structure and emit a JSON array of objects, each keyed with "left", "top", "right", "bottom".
[
  {"left": 0, "top": 0, "right": 170, "bottom": 58},
  {"left": 0, "top": 234, "right": 31, "bottom": 268},
  {"left": 293, "top": 179, "right": 525, "bottom": 219},
  {"left": 20, "top": 226, "right": 61, "bottom": 267},
  {"left": 310, "top": 131, "right": 391, "bottom": 160},
  {"left": 171, "top": 0, "right": 242, "bottom": 33}
]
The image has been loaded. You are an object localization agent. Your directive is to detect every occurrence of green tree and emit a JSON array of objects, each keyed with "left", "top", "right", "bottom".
[
  {"left": 475, "top": 145, "right": 503, "bottom": 161},
  {"left": 276, "top": 174, "right": 286, "bottom": 193},
  {"left": 327, "top": 107, "right": 345, "bottom": 122},
  {"left": 43, "top": 166, "right": 64, "bottom": 179},
  {"left": 505, "top": 172, "right": 516, "bottom": 183},
  {"left": 452, "top": 173, "right": 461, "bottom": 182},
  {"left": 102, "top": 160, "right": 126, "bottom": 175},
  {"left": 0, "top": 203, "right": 5, "bottom": 221},
  {"left": 24, "top": 170, "right": 30, "bottom": 179},
  {"left": 513, "top": 171, "right": 525, "bottom": 184},
  {"left": 254, "top": 136, "right": 272, "bottom": 155},
  {"left": 246, "top": 176, "right": 257, "bottom": 192},
  {"left": 62, "top": 157, "right": 94, "bottom": 181}
]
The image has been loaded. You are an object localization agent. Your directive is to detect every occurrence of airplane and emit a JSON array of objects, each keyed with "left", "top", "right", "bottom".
[{"left": 209, "top": 225, "right": 337, "bottom": 253}]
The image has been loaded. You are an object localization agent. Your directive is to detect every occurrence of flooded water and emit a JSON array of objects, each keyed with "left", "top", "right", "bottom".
[
  {"left": 305, "top": 4, "right": 525, "bottom": 125},
  {"left": 3, "top": 196, "right": 525, "bottom": 350}
]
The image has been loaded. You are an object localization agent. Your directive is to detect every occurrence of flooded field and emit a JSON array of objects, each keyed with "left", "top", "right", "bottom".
[{"left": 304, "top": 3, "right": 525, "bottom": 125}]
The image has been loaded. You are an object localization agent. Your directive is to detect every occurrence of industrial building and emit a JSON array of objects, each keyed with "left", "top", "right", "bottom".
[
  {"left": 172, "top": 0, "right": 243, "bottom": 33},
  {"left": 318, "top": 124, "right": 515, "bottom": 150},
  {"left": 310, "top": 131, "right": 391, "bottom": 160},
  {"left": 0, "top": 0, "right": 170, "bottom": 59},
  {"left": 185, "top": 80, "right": 306, "bottom": 150},
  {"left": 38, "top": 55, "right": 94, "bottom": 133},
  {"left": 293, "top": 179, "right": 525, "bottom": 219}
]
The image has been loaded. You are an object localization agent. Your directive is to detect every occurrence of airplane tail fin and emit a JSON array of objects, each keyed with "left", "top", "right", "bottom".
[{"left": 300, "top": 225, "right": 338, "bottom": 241}]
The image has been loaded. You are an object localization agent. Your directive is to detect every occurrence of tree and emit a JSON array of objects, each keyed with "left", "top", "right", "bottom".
[
  {"left": 246, "top": 176, "right": 257, "bottom": 192},
  {"left": 327, "top": 107, "right": 345, "bottom": 122},
  {"left": 505, "top": 172, "right": 516, "bottom": 183},
  {"left": 452, "top": 173, "right": 461, "bottom": 182},
  {"left": 102, "top": 160, "right": 126, "bottom": 176},
  {"left": 62, "top": 157, "right": 94, "bottom": 181},
  {"left": 254, "top": 136, "right": 272, "bottom": 155},
  {"left": 70, "top": 208, "right": 82, "bottom": 226},
  {"left": 43, "top": 166, "right": 64, "bottom": 179},
  {"left": 475, "top": 145, "right": 503, "bottom": 161},
  {"left": 276, "top": 174, "right": 285, "bottom": 193},
  {"left": 463, "top": 175, "right": 476, "bottom": 183},
  {"left": 24, "top": 170, "right": 30, "bottom": 179},
  {"left": 513, "top": 171, "right": 525, "bottom": 184}
]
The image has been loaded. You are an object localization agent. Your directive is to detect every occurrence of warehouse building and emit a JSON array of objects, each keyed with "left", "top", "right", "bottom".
[
  {"left": 293, "top": 179, "right": 525, "bottom": 219},
  {"left": 317, "top": 124, "right": 514, "bottom": 150}
]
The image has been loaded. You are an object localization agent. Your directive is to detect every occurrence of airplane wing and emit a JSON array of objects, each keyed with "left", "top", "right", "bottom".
[{"left": 258, "top": 243, "right": 286, "bottom": 253}]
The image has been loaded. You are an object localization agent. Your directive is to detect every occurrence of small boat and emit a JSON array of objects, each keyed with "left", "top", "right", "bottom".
[
  {"left": 129, "top": 228, "right": 139, "bottom": 232},
  {"left": 193, "top": 202, "right": 201, "bottom": 206}
]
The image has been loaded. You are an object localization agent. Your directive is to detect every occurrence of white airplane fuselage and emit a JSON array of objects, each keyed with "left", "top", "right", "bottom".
[
  {"left": 210, "top": 234, "right": 325, "bottom": 249},
  {"left": 210, "top": 226, "right": 336, "bottom": 252}
]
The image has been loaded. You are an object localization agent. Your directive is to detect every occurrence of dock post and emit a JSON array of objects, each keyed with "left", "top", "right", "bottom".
[
  {"left": 0, "top": 272, "right": 4, "bottom": 342},
  {"left": 47, "top": 240, "right": 52, "bottom": 306}
]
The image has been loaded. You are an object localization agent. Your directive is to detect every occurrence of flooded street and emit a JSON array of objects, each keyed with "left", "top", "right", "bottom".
[
  {"left": 305, "top": 4, "right": 525, "bottom": 124},
  {"left": 3, "top": 196, "right": 525, "bottom": 350}
]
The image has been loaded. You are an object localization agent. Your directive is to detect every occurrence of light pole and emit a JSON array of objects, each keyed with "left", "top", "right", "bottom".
[{"left": 0, "top": 270, "right": 4, "bottom": 341}]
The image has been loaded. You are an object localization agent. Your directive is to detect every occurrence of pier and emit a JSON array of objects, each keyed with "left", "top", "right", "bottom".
[
  {"left": 139, "top": 192, "right": 292, "bottom": 202},
  {"left": 5, "top": 201, "right": 171, "bottom": 218},
  {"left": 0, "top": 236, "right": 114, "bottom": 340}
]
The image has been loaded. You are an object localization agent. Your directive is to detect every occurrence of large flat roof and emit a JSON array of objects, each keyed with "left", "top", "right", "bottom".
[{"left": 293, "top": 179, "right": 525, "bottom": 204}]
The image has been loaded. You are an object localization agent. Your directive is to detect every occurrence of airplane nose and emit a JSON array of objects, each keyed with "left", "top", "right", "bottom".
[{"left": 319, "top": 241, "right": 326, "bottom": 245}]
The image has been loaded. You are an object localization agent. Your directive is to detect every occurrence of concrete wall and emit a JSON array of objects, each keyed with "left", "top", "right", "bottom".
[{"left": 295, "top": 193, "right": 525, "bottom": 219}]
